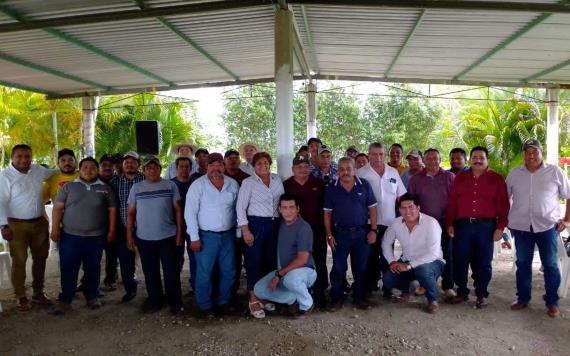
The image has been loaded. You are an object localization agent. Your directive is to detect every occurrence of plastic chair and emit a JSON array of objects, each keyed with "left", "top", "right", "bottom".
[
  {"left": 0, "top": 239, "right": 11, "bottom": 287},
  {"left": 557, "top": 232, "right": 570, "bottom": 298}
]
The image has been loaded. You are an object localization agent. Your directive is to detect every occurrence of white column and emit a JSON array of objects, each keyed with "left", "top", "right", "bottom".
[
  {"left": 275, "top": 9, "right": 294, "bottom": 179},
  {"left": 306, "top": 81, "right": 317, "bottom": 139},
  {"left": 82, "top": 96, "right": 100, "bottom": 158},
  {"left": 546, "top": 88, "right": 560, "bottom": 165}
]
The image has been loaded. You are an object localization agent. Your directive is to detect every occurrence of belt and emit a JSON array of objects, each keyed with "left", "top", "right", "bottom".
[
  {"left": 8, "top": 217, "right": 44, "bottom": 223},
  {"left": 335, "top": 225, "right": 367, "bottom": 232},
  {"left": 199, "top": 229, "right": 233, "bottom": 235},
  {"left": 456, "top": 217, "right": 496, "bottom": 224}
]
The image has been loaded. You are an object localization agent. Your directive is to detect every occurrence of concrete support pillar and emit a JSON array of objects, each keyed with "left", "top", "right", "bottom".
[
  {"left": 546, "top": 88, "right": 560, "bottom": 165},
  {"left": 52, "top": 110, "right": 58, "bottom": 163},
  {"left": 306, "top": 81, "right": 317, "bottom": 139},
  {"left": 275, "top": 9, "right": 294, "bottom": 178},
  {"left": 82, "top": 96, "right": 99, "bottom": 158}
]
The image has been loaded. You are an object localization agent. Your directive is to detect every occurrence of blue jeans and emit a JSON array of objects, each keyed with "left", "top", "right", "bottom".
[
  {"left": 244, "top": 216, "right": 280, "bottom": 291},
  {"left": 194, "top": 230, "right": 236, "bottom": 310},
  {"left": 135, "top": 236, "right": 181, "bottom": 309},
  {"left": 512, "top": 227, "right": 561, "bottom": 307},
  {"left": 58, "top": 233, "right": 104, "bottom": 304},
  {"left": 254, "top": 268, "right": 317, "bottom": 311},
  {"left": 330, "top": 227, "right": 370, "bottom": 302},
  {"left": 383, "top": 260, "right": 445, "bottom": 303},
  {"left": 453, "top": 220, "right": 495, "bottom": 298}
]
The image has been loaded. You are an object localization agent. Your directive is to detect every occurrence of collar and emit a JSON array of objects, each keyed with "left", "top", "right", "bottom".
[
  {"left": 9, "top": 163, "right": 31, "bottom": 175},
  {"left": 521, "top": 161, "right": 546, "bottom": 173},
  {"left": 333, "top": 176, "right": 362, "bottom": 187},
  {"left": 74, "top": 177, "right": 105, "bottom": 189},
  {"left": 400, "top": 213, "right": 424, "bottom": 225},
  {"left": 424, "top": 167, "right": 444, "bottom": 177}
]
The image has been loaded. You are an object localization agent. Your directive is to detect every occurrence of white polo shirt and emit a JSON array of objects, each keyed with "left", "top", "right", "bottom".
[
  {"left": 357, "top": 163, "right": 406, "bottom": 226},
  {"left": 382, "top": 213, "right": 444, "bottom": 268},
  {"left": 506, "top": 163, "right": 570, "bottom": 233}
]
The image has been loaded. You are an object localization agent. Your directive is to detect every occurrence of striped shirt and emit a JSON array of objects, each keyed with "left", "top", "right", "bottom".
[
  {"left": 236, "top": 173, "right": 284, "bottom": 226},
  {"left": 110, "top": 172, "right": 145, "bottom": 227}
]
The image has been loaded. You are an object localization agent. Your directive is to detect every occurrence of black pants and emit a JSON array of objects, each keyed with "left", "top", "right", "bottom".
[
  {"left": 103, "top": 239, "right": 118, "bottom": 285},
  {"left": 366, "top": 225, "right": 389, "bottom": 293},
  {"left": 311, "top": 226, "right": 328, "bottom": 303},
  {"left": 117, "top": 226, "right": 137, "bottom": 295}
]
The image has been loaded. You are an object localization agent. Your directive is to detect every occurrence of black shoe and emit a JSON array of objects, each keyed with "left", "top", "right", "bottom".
[
  {"left": 170, "top": 306, "right": 185, "bottom": 316},
  {"left": 75, "top": 284, "right": 84, "bottom": 293},
  {"left": 121, "top": 292, "right": 137, "bottom": 303},
  {"left": 328, "top": 300, "right": 344, "bottom": 312},
  {"left": 142, "top": 303, "right": 162, "bottom": 314},
  {"left": 296, "top": 304, "right": 314, "bottom": 319},
  {"left": 199, "top": 308, "right": 217, "bottom": 320},
  {"left": 353, "top": 299, "right": 372, "bottom": 310},
  {"left": 217, "top": 303, "right": 237, "bottom": 316}
]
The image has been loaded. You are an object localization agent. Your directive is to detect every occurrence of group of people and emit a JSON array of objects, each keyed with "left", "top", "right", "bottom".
[{"left": 0, "top": 136, "right": 569, "bottom": 319}]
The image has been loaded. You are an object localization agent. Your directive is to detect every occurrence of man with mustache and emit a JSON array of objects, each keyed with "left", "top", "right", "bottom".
[
  {"left": 43, "top": 149, "right": 79, "bottom": 204},
  {"left": 447, "top": 146, "right": 509, "bottom": 308}
]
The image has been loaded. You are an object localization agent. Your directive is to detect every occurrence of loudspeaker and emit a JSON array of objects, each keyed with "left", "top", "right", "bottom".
[{"left": 135, "top": 121, "right": 162, "bottom": 155}]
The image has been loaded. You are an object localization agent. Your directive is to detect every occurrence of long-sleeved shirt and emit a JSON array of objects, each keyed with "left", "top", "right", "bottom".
[
  {"left": 0, "top": 164, "right": 55, "bottom": 225},
  {"left": 185, "top": 175, "right": 239, "bottom": 241},
  {"left": 110, "top": 172, "right": 145, "bottom": 227},
  {"left": 407, "top": 168, "right": 455, "bottom": 226},
  {"left": 446, "top": 168, "right": 509, "bottom": 230},
  {"left": 507, "top": 163, "right": 570, "bottom": 233},
  {"left": 382, "top": 213, "right": 444, "bottom": 268},
  {"left": 163, "top": 159, "right": 198, "bottom": 180},
  {"left": 239, "top": 162, "right": 255, "bottom": 176},
  {"left": 236, "top": 173, "right": 284, "bottom": 226}
]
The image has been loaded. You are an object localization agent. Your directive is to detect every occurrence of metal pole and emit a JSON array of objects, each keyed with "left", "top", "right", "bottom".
[
  {"left": 52, "top": 109, "right": 58, "bottom": 163},
  {"left": 82, "top": 96, "right": 99, "bottom": 158},
  {"left": 546, "top": 88, "right": 560, "bottom": 165},
  {"left": 275, "top": 9, "right": 294, "bottom": 179},
  {"left": 306, "top": 81, "right": 317, "bottom": 139}
]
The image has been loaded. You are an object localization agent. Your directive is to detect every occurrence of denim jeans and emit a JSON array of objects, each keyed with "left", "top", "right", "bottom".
[
  {"left": 330, "top": 227, "right": 370, "bottom": 302},
  {"left": 58, "top": 232, "right": 104, "bottom": 304},
  {"left": 254, "top": 267, "right": 317, "bottom": 311},
  {"left": 383, "top": 260, "right": 444, "bottom": 303},
  {"left": 194, "top": 230, "right": 236, "bottom": 310},
  {"left": 243, "top": 216, "right": 280, "bottom": 291},
  {"left": 453, "top": 220, "right": 495, "bottom": 298},
  {"left": 512, "top": 227, "right": 561, "bottom": 307},
  {"left": 135, "top": 236, "right": 181, "bottom": 309}
]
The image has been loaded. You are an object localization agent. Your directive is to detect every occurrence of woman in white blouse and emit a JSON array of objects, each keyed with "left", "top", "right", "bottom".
[{"left": 236, "top": 152, "right": 284, "bottom": 318}]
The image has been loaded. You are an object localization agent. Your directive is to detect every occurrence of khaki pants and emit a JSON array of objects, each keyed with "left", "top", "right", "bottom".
[{"left": 8, "top": 218, "right": 50, "bottom": 297}]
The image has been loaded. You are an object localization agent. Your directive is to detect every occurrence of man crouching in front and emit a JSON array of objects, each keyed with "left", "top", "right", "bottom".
[{"left": 253, "top": 194, "right": 317, "bottom": 319}]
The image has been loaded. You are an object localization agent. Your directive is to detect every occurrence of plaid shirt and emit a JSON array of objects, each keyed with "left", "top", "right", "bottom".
[
  {"left": 311, "top": 162, "right": 338, "bottom": 186},
  {"left": 110, "top": 172, "right": 145, "bottom": 226}
]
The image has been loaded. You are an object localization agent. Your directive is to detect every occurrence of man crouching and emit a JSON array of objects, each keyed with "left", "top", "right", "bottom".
[{"left": 253, "top": 194, "right": 317, "bottom": 319}]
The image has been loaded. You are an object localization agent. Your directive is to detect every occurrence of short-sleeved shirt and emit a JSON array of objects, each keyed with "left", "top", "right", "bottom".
[
  {"left": 43, "top": 171, "right": 79, "bottom": 203},
  {"left": 278, "top": 218, "right": 314, "bottom": 269},
  {"left": 127, "top": 179, "right": 180, "bottom": 241},
  {"left": 507, "top": 163, "right": 570, "bottom": 233},
  {"left": 55, "top": 179, "right": 117, "bottom": 236},
  {"left": 110, "top": 172, "right": 145, "bottom": 227},
  {"left": 283, "top": 175, "right": 325, "bottom": 230},
  {"left": 388, "top": 162, "right": 407, "bottom": 175},
  {"left": 311, "top": 163, "right": 338, "bottom": 186},
  {"left": 357, "top": 163, "right": 406, "bottom": 226},
  {"left": 188, "top": 172, "right": 205, "bottom": 186},
  {"left": 225, "top": 169, "right": 250, "bottom": 186},
  {"left": 171, "top": 177, "right": 191, "bottom": 214},
  {"left": 407, "top": 168, "right": 455, "bottom": 226},
  {"left": 323, "top": 176, "right": 377, "bottom": 228}
]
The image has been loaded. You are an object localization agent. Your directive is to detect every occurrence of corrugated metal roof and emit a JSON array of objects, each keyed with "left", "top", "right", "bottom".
[{"left": 0, "top": 0, "right": 569, "bottom": 97}]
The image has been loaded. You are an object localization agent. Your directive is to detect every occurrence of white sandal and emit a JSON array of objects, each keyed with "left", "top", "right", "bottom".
[
  {"left": 262, "top": 302, "right": 276, "bottom": 312},
  {"left": 248, "top": 301, "right": 265, "bottom": 319}
]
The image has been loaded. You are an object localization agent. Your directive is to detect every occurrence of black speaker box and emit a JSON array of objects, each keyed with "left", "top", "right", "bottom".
[{"left": 135, "top": 121, "right": 162, "bottom": 155}]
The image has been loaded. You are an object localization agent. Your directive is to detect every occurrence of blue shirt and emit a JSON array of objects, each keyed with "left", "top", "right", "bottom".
[
  {"left": 311, "top": 162, "right": 338, "bottom": 186},
  {"left": 323, "top": 176, "right": 377, "bottom": 228},
  {"left": 171, "top": 177, "right": 191, "bottom": 214},
  {"left": 447, "top": 166, "right": 469, "bottom": 174},
  {"left": 185, "top": 175, "right": 239, "bottom": 241}
]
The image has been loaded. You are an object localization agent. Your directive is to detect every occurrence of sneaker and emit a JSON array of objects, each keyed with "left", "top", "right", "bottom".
[
  {"left": 475, "top": 297, "right": 488, "bottom": 309},
  {"left": 53, "top": 302, "right": 72, "bottom": 315},
  {"left": 547, "top": 306, "right": 560, "bottom": 318},
  {"left": 87, "top": 298, "right": 102, "bottom": 310},
  {"left": 121, "top": 292, "right": 137, "bottom": 303},
  {"left": 510, "top": 301, "right": 528, "bottom": 311},
  {"left": 32, "top": 293, "right": 53, "bottom": 305},
  {"left": 16, "top": 296, "right": 32, "bottom": 311},
  {"left": 424, "top": 301, "right": 439, "bottom": 314}
]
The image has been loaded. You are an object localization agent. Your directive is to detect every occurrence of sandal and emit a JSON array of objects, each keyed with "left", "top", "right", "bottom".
[
  {"left": 262, "top": 302, "right": 276, "bottom": 312},
  {"left": 248, "top": 301, "right": 265, "bottom": 319}
]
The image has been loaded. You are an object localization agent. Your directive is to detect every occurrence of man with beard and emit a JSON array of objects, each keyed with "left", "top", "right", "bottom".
[{"left": 43, "top": 149, "right": 79, "bottom": 203}]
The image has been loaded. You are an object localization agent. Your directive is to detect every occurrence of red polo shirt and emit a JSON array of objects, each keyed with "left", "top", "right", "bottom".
[
  {"left": 446, "top": 168, "right": 509, "bottom": 230},
  {"left": 283, "top": 175, "right": 325, "bottom": 232}
]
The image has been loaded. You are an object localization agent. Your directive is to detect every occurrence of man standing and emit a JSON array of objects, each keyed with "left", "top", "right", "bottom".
[
  {"left": 224, "top": 149, "right": 250, "bottom": 186},
  {"left": 345, "top": 146, "right": 359, "bottom": 159},
  {"left": 382, "top": 193, "right": 445, "bottom": 313},
  {"left": 311, "top": 145, "right": 338, "bottom": 186},
  {"left": 325, "top": 157, "right": 378, "bottom": 310},
  {"left": 43, "top": 148, "right": 79, "bottom": 203},
  {"left": 387, "top": 144, "right": 407, "bottom": 175},
  {"left": 51, "top": 157, "right": 117, "bottom": 314},
  {"left": 401, "top": 149, "right": 423, "bottom": 187},
  {"left": 0, "top": 144, "right": 55, "bottom": 310},
  {"left": 507, "top": 139, "right": 570, "bottom": 317},
  {"left": 357, "top": 142, "right": 406, "bottom": 294},
  {"left": 448, "top": 148, "right": 469, "bottom": 175},
  {"left": 164, "top": 142, "right": 197, "bottom": 179},
  {"left": 98, "top": 153, "right": 118, "bottom": 291},
  {"left": 307, "top": 137, "right": 322, "bottom": 171},
  {"left": 283, "top": 154, "right": 327, "bottom": 308},
  {"left": 186, "top": 153, "right": 239, "bottom": 318},
  {"left": 110, "top": 151, "right": 144, "bottom": 302},
  {"left": 189, "top": 148, "right": 209, "bottom": 184},
  {"left": 238, "top": 143, "right": 259, "bottom": 175},
  {"left": 408, "top": 148, "right": 456, "bottom": 299},
  {"left": 98, "top": 154, "right": 115, "bottom": 183},
  {"left": 254, "top": 194, "right": 317, "bottom": 318},
  {"left": 447, "top": 146, "right": 509, "bottom": 308}
]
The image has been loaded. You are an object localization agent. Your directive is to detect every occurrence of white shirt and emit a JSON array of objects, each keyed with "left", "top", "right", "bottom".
[
  {"left": 357, "top": 163, "right": 406, "bottom": 226},
  {"left": 382, "top": 213, "right": 444, "bottom": 268},
  {"left": 506, "top": 163, "right": 570, "bottom": 233},
  {"left": 0, "top": 164, "right": 55, "bottom": 225},
  {"left": 236, "top": 173, "right": 284, "bottom": 226},
  {"left": 163, "top": 159, "right": 198, "bottom": 180},
  {"left": 185, "top": 175, "right": 239, "bottom": 241},
  {"left": 239, "top": 162, "right": 254, "bottom": 176}
]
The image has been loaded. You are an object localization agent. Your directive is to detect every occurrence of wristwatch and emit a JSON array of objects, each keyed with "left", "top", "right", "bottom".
[{"left": 275, "top": 270, "right": 283, "bottom": 279}]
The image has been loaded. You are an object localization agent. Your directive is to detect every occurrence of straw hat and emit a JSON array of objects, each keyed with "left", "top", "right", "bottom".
[
  {"left": 171, "top": 141, "right": 196, "bottom": 156},
  {"left": 238, "top": 142, "right": 260, "bottom": 157}
]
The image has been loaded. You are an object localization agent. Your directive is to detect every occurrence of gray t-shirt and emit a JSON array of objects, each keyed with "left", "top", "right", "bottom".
[
  {"left": 127, "top": 179, "right": 180, "bottom": 241},
  {"left": 278, "top": 218, "right": 314, "bottom": 269},
  {"left": 55, "top": 179, "right": 117, "bottom": 236}
]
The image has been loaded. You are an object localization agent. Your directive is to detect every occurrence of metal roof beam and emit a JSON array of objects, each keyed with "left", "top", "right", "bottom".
[
  {"left": 300, "top": 5, "right": 319, "bottom": 73},
  {"left": 0, "top": 4, "right": 175, "bottom": 86},
  {"left": 2, "top": 1, "right": 570, "bottom": 34},
  {"left": 289, "top": 8, "right": 313, "bottom": 79},
  {"left": 524, "top": 58, "right": 570, "bottom": 82},
  {"left": 0, "top": 51, "right": 110, "bottom": 90},
  {"left": 385, "top": 9, "right": 427, "bottom": 78},
  {"left": 0, "top": 80, "right": 60, "bottom": 96}
]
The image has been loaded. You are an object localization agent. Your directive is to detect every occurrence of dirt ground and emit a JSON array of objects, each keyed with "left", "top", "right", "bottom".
[{"left": 1, "top": 246, "right": 570, "bottom": 356}]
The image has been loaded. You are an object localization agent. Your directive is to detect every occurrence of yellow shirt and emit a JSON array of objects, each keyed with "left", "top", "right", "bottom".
[
  {"left": 388, "top": 162, "right": 407, "bottom": 175},
  {"left": 43, "top": 171, "right": 79, "bottom": 203}
]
